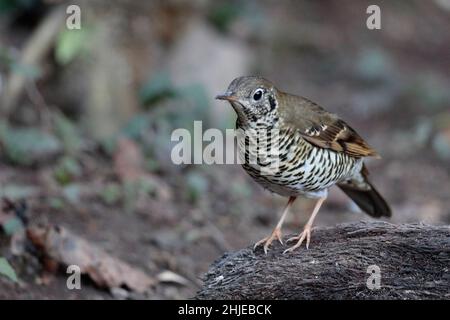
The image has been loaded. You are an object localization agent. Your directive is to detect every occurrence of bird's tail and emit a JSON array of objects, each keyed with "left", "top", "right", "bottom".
[{"left": 338, "top": 165, "right": 391, "bottom": 218}]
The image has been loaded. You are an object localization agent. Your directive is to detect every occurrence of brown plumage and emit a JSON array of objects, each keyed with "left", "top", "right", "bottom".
[
  {"left": 217, "top": 76, "right": 391, "bottom": 253},
  {"left": 278, "top": 91, "right": 379, "bottom": 158}
]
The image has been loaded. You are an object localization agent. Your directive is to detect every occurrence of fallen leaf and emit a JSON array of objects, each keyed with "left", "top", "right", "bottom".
[{"left": 27, "top": 225, "right": 155, "bottom": 293}]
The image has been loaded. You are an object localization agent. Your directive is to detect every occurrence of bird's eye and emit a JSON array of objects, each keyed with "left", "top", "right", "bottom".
[{"left": 253, "top": 89, "right": 263, "bottom": 101}]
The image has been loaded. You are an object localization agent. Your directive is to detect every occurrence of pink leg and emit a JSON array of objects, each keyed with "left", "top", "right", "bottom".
[
  {"left": 283, "top": 196, "right": 326, "bottom": 254},
  {"left": 254, "top": 196, "right": 296, "bottom": 254}
]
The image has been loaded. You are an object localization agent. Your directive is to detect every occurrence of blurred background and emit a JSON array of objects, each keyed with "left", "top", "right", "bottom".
[{"left": 0, "top": 0, "right": 449, "bottom": 299}]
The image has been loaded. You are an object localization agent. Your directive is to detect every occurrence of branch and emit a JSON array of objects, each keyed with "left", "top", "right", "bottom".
[
  {"left": 196, "top": 221, "right": 450, "bottom": 299},
  {"left": 1, "top": 7, "right": 65, "bottom": 116}
]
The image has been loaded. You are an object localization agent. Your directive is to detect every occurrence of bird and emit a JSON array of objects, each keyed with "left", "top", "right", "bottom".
[{"left": 216, "top": 76, "right": 391, "bottom": 254}]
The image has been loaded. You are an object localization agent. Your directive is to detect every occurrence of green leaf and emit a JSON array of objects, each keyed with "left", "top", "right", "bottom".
[
  {"left": 55, "top": 28, "right": 89, "bottom": 65},
  {"left": 0, "top": 257, "right": 18, "bottom": 283}
]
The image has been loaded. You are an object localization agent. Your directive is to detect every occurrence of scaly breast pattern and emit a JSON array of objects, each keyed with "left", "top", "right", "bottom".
[{"left": 237, "top": 127, "right": 362, "bottom": 197}]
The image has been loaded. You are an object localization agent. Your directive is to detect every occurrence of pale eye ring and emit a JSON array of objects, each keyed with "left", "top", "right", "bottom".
[{"left": 253, "top": 88, "right": 263, "bottom": 101}]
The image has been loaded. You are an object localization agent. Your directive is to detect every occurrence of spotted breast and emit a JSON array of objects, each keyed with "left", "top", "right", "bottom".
[{"left": 237, "top": 122, "right": 362, "bottom": 199}]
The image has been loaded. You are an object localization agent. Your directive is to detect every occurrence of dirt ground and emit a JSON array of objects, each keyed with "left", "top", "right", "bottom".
[{"left": 0, "top": 1, "right": 449, "bottom": 299}]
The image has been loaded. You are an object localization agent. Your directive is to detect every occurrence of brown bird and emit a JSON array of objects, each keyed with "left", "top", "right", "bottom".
[{"left": 216, "top": 76, "right": 391, "bottom": 254}]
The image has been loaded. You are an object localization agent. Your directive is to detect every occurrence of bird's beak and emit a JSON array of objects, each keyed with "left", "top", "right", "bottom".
[{"left": 215, "top": 93, "right": 238, "bottom": 102}]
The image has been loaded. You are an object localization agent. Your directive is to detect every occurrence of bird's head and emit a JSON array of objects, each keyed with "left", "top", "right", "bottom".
[{"left": 216, "top": 76, "right": 280, "bottom": 126}]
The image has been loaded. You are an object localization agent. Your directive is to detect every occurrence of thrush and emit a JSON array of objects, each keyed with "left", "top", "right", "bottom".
[{"left": 216, "top": 76, "right": 391, "bottom": 254}]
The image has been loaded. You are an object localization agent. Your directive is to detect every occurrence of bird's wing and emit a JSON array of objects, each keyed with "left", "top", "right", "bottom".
[
  {"left": 299, "top": 118, "right": 378, "bottom": 157},
  {"left": 279, "top": 94, "right": 379, "bottom": 158}
]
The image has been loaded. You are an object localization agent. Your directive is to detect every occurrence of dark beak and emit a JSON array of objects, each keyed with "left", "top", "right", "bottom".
[{"left": 215, "top": 94, "right": 238, "bottom": 102}]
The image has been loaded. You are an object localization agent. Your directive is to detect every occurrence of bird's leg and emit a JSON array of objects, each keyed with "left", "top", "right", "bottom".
[
  {"left": 254, "top": 196, "right": 296, "bottom": 254},
  {"left": 283, "top": 196, "right": 326, "bottom": 253}
]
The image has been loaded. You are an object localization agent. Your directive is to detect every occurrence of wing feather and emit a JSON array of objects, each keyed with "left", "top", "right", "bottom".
[{"left": 279, "top": 94, "right": 379, "bottom": 158}]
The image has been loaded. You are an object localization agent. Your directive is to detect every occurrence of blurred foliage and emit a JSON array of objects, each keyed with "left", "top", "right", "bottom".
[
  {"left": 139, "top": 73, "right": 210, "bottom": 125},
  {"left": 122, "top": 114, "right": 151, "bottom": 141},
  {"left": 0, "top": 184, "right": 38, "bottom": 199},
  {"left": 53, "top": 156, "right": 82, "bottom": 185},
  {"left": 48, "top": 196, "right": 65, "bottom": 209},
  {"left": 355, "top": 48, "right": 393, "bottom": 83},
  {"left": 0, "top": 121, "right": 61, "bottom": 165},
  {"left": 0, "top": 257, "right": 18, "bottom": 283},
  {"left": 147, "top": 84, "right": 210, "bottom": 131},
  {"left": 55, "top": 28, "right": 91, "bottom": 65},
  {"left": 100, "top": 179, "right": 159, "bottom": 210},
  {"left": 1, "top": 215, "right": 23, "bottom": 236},
  {"left": 207, "top": 2, "right": 240, "bottom": 32},
  {"left": 230, "top": 180, "right": 252, "bottom": 199},
  {"left": 410, "top": 75, "right": 450, "bottom": 110},
  {"left": 100, "top": 183, "right": 122, "bottom": 206},
  {"left": 186, "top": 171, "right": 208, "bottom": 203},
  {"left": 432, "top": 133, "right": 450, "bottom": 160},
  {"left": 139, "top": 72, "right": 177, "bottom": 106},
  {"left": 53, "top": 112, "right": 83, "bottom": 155},
  {"left": 0, "top": 0, "right": 36, "bottom": 14},
  {"left": 123, "top": 179, "right": 157, "bottom": 212},
  {"left": 145, "top": 157, "right": 160, "bottom": 172},
  {"left": 62, "top": 184, "right": 81, "bottom": 204},
  {"left": 0, "top": 48, "right": 41, "bottom": 79},
  {"left": 133, "top": 76, "right": 212, "bottom": 172}
]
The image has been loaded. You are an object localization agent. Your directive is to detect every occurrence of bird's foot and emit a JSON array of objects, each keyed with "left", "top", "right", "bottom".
[
  {"left": 283, "top": 225, "right": 313, "bottom": 254},
  {"left": 254, "top": 227, "right": 283, "bottom": 254}
]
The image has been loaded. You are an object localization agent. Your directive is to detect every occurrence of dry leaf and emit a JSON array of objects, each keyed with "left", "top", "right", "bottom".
[{"left": 27, "top": 224, "right": 155, "bottom": 293}]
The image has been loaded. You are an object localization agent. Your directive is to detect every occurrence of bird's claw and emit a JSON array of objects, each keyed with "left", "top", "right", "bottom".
[
  {"left": 254, "top": 228, "right": 283, "bottom": 254},
  {"left": 283, "top": 226, "right": 312, "bottom": 254}
]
